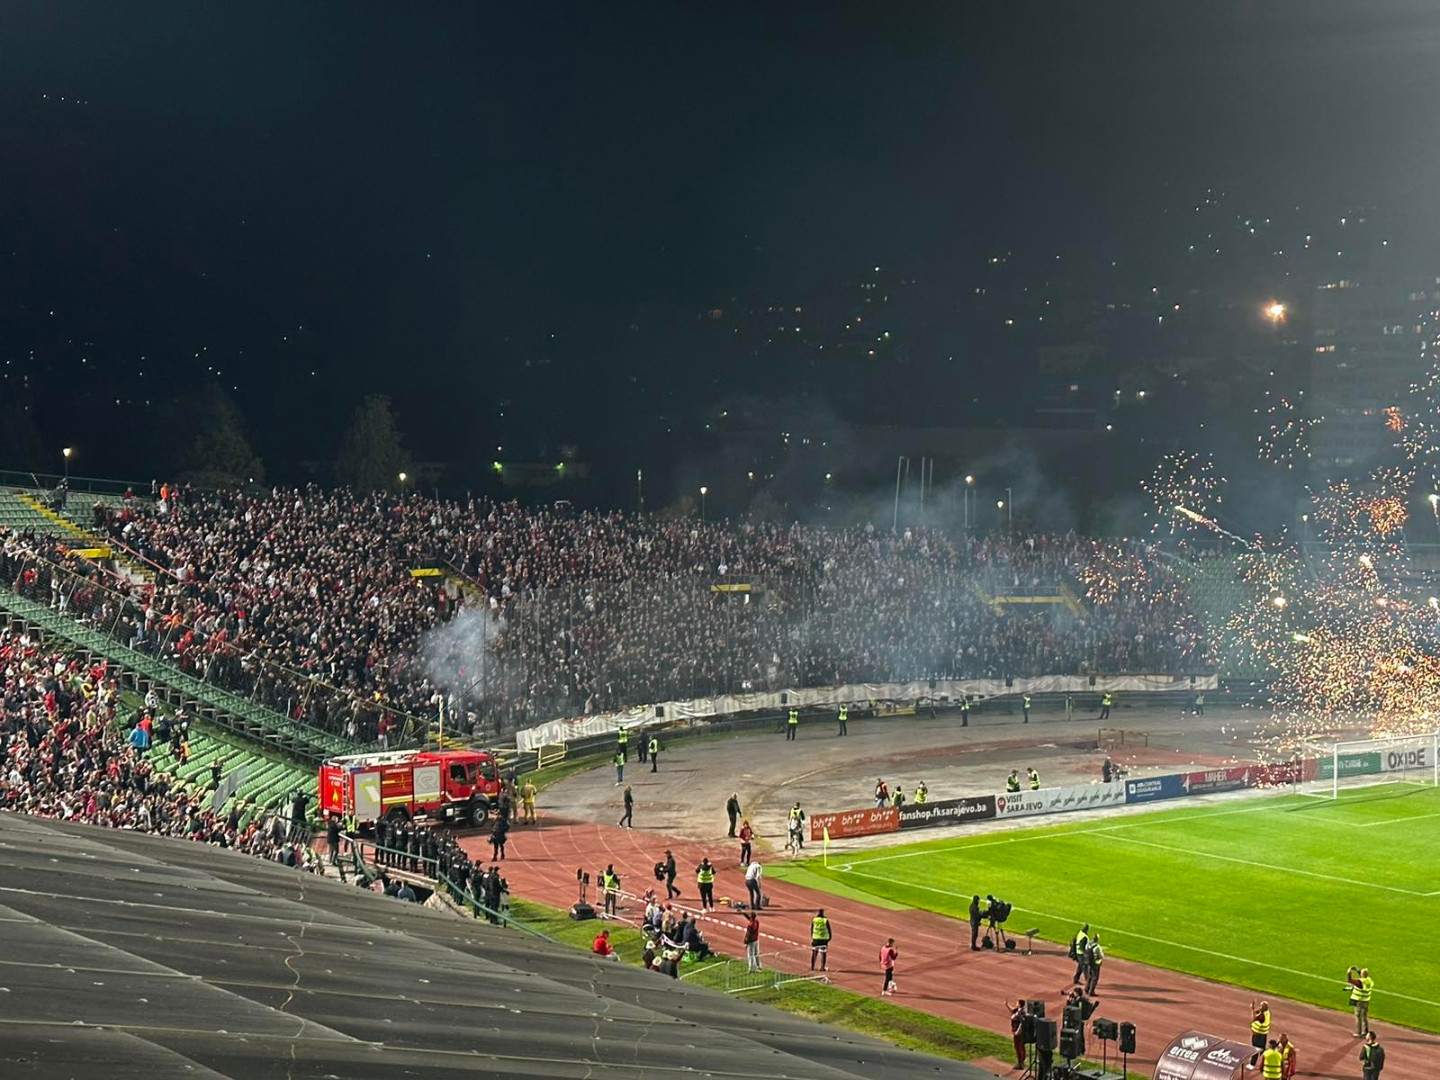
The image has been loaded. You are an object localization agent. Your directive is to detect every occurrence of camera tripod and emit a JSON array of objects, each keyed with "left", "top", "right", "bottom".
[{"left": 983, "top": 920, "right": 1012, "bottom": 950}]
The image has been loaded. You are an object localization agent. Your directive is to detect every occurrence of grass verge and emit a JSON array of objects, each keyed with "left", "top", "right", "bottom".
[{"left": 507, "top": 897, "right": 1015, "bottom": 1064}]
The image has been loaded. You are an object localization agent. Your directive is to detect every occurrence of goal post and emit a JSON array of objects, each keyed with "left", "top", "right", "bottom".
[{"left": 1296, "top": 731, "right": 1440, "bottom": 798}]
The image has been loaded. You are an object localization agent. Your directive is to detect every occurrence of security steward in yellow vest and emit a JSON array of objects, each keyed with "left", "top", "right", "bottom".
[
  {"left": 1348, "top": 966, "right": 1374, "bottom": 1036},
  {"left": 1006, "top": 770, "right": 1022, "bottom": 793},
  {"left": 809, "top": 909, "right": 832, "bottom": 972},
  {"left": 914, "top": 781, "right": 928, "bottom": 803},
  {"left": 1070, "top": 923, "right": 1090, "bottom": 983},
  {"left": 786, "top": 708, "right": 799, "bottom": 741},
  {"left": 1099, "top": 692, "right": 1113, "bottom": 720},
  {"left": 602, "top": 865, "right": 620, "bottom": 917},
  {"left": 1249, "top": 1000, "right": 1272, "bottom": 1064},
  {"left": 960, "top": 697, "right": 971, "bottom": 726},
  {"left": 1261, "top": 1041, "right": 1282, "bottom": 1080},
  {"left": 837, "top": 705, "right": 848, "bottom": 736},
  {"left": 647, "top": 736, "right": 660, "bottom": 772},
  {"left": 695, "top": 858, "right": 716, "bottom": 911},
  {"left": 1022, "top": 693, "right": 1031, "bottom": 722},
  {"left": 1028, "top": 768, "right": 1041, "bottom": 790},
  {"left": 616, "top": 727, "right": 628, "bottom": 761}
]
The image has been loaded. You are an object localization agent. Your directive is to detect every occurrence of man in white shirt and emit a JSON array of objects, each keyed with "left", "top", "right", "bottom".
[{"left": 745, "top": 859, "right": 763, "bottom": 909}]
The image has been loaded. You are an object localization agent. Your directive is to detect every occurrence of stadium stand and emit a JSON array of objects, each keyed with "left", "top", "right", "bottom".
[
  {"left": 0, "top": 811, "right": 997, "bottom": 1080},
  {"left": 4, "top": 482, "right": 1216, "bottom": 744},
  {"left": 0, "top": 622, "right": 311, "bottom": 848}
]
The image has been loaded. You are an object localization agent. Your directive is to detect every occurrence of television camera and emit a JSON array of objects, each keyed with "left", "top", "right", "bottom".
[{"left": 981, "top": 894, "right": 1015, "bottom": 950}]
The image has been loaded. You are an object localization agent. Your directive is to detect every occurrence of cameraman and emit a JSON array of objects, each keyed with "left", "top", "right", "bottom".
[{"left": 968, "top": 895, "right": 983, "bottom": 951}]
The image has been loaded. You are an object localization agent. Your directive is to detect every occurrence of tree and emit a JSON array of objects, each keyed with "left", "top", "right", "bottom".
[
  {"left": 180, "top": 387, "right": 265, "bottom": 488},
  {"left": 0, "top": 402, "right": 45, "bottom": 472},
  {"left": 334, "top": 394, "right": 409, "bottom": 492}
]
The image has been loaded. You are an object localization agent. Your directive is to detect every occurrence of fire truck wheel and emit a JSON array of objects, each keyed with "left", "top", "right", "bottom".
[{"left": 467, "top": 799, "right": 489, "bottom": 828}]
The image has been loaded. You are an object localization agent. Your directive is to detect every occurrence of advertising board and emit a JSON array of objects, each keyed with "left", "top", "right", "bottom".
[
  {"left": 809, "top": 806, "right": 898, "bottom": 842},
  {"left": 994, "top": 782, "right": 1126, "bottom": 819},
  {"left": 1124, "top": 773, "right": 1187, "bottom": 804},
  {"left": 898, "top": 795, "right": 996, "bottom": 831},
  {"left": 1182, "top": 766, "right": 1250, "bottom": 796}
]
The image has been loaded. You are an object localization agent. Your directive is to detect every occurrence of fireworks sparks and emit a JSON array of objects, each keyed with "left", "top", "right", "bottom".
[
  {"left": 1144, "top": 451, "right": 1225, "bottom": 535},
  {"left": 1255, "top": 396, "right": 1318, "bottom": 468}
]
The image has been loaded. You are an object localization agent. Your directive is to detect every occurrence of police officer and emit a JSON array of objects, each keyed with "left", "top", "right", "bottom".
[
  {"left": 809, "top": 909, "right": 832, "bottom": 972},
  {"left": 837, "top": 704, "right": 848, "bottom": 736},
  {"left": 960, "top": 697, "right": 971, "bottom": 726},
  {"left": 648, "top": 735, "right": 660, "bottom": 772},
  {"left": 1006, "top": 770, "right": 1022, "bottom": 793},
  {"left": 1027, "top": 767, "right": 1041, "bottom": 791},
  {"left": 695, "top": 857, "right": 716, "bottom": 911},
  {"left": 787, "top": 707, "right": 799, "bottom": 741},
  {"left": 376, "top": 816, "right": 391, "bottom": 866},
  {"left": 1099, "top": 692, "right": 1112, "bottom": 720},
  {"left": 1022, "top": 693, "right": 1031, "bottom": 723}
]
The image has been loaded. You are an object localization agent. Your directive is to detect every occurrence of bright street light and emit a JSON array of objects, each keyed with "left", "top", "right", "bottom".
[{"left": 1265, "top": 301, "right": 1287, "bottom": 322}]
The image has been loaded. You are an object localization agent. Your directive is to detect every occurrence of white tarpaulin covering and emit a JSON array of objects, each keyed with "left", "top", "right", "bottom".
[{"left": 514, "top": 673, "right": 1214, "bottom": 752}]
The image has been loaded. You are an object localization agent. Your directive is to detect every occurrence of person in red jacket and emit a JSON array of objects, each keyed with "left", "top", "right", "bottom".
[
  {"left": 738, "top": 820, "right": 754, "bottom": 867},
  {"left": 1007, "top": 1000, "right": 1027, "bottom": 1069},
  {"left": 1276, "top": 1033, "right": 1296, "bottom": 1079},
  {"left": 592, "top": 929, "right": 618, "bottom": 960},
  {"left": 879, "top": 937, "right": 899, "bottom": 995}
]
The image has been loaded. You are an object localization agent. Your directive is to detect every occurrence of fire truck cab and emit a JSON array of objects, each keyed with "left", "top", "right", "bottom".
[{"left": 318, "top": 748, "right": 502, "bottom": 829}]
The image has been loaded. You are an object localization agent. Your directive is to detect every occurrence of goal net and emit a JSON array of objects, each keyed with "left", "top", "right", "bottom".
[
  {"left": 535, "top": 742, "right": 567, "bottom": 770},
  {"left": 1295, "top": 731, "right": 1440, "bottom": 799}
]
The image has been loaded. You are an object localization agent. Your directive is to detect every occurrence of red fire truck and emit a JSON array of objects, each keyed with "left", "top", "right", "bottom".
[{"left": 318, "top": 748, "right": 503, "bottom": 828}]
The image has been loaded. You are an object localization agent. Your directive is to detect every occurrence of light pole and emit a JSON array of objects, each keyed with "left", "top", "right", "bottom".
[
  {"left": 700, "top": 486, "right": 708, "bottom": 522},
  {"left": 637, "top": 469, "right": 644, "bottom": 514},
  {"left": 398, "top": 471, "right": 408, "bottom": 496},
  {"left": 1005, "top": 486, "right": 1013, "bottom": 531},
  {"left": 996, "top": 499, "right": 1005, "bottom": 532},
  {"left": 965, "top": 474, "right": 975, "bottom": 530},
  {"left": 62, "top": 447, "right": 72, "bottom": 483}
]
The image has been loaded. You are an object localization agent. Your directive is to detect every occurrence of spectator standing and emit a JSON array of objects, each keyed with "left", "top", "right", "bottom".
[
  {"left": 1359, "top": 1032, "right": 1385, "bottom": 1080},
  {"left": 744, "top": 912, "right": 761, "bottom": 972},
  {"left": 618, "top": 784, "right": 634, "bottom": 828},
  {"left": 879, "top": 937, "right": 899, "bottom": 995},
  {"left": 737, "top": 819, "right": 753, "bottom": 867},
  {"left": 725, "top": 792, "right": 741, "bottom": 837},
  {"left": 744, "top": 859, "right": 763, "bottom": 909}
]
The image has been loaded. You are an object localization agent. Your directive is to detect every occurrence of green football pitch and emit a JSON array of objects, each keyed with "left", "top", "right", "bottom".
[{"left": 794, "top": 784, "right": 1440, "bottom": 1033}]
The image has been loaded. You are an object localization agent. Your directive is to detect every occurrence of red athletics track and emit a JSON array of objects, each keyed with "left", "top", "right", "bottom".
[{"left": 461, "top": 815, "right": 1440, "bottom": 1080}]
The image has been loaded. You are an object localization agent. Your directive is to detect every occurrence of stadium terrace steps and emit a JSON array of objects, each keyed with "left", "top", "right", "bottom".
[
  {"left": 0, "top": 586, "right": 355, "bottom": 763},
  {"left": 11, "top": 491, "right": 156, "bottom": 586},
  {"left": 0, "top": 491, "right": 75, "bottom": 535}
]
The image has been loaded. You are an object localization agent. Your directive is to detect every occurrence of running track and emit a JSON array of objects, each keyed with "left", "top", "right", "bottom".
[{"left": 461, "top": 815, "right": 1440, "bottom": 1080}]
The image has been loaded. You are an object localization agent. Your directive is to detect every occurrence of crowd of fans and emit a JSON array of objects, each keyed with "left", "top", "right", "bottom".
[
  {"left": 0, "top": 622, "right": 321, "bottom": 868},
  {"left": 0, "top": 485, "right": 1211, "bottom": 742}
]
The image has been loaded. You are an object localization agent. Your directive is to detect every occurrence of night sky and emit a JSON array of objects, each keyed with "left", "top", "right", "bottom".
[{"left": 4, "top": 2, "right": 1440, "bottom": 517}]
